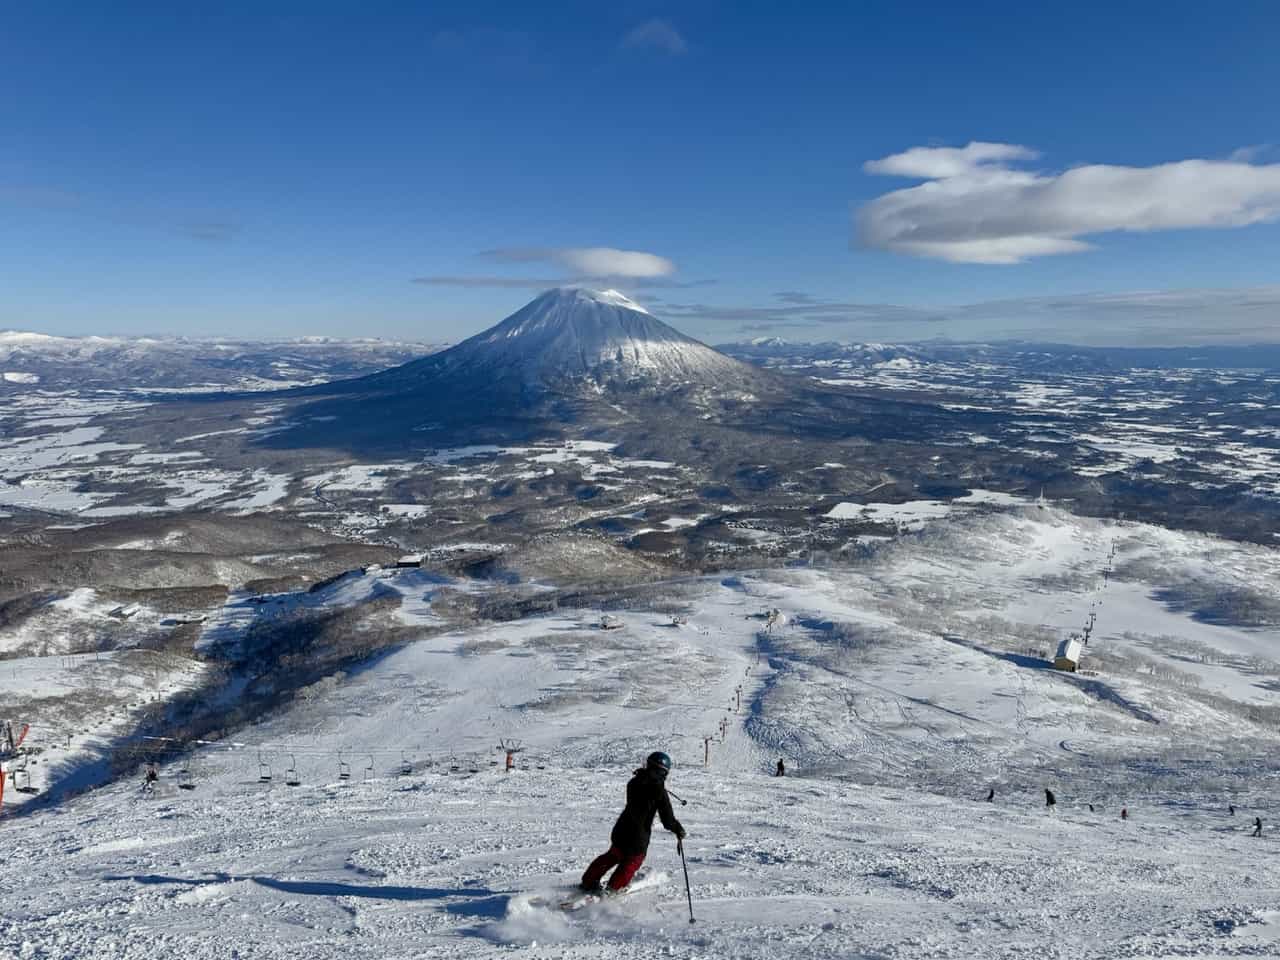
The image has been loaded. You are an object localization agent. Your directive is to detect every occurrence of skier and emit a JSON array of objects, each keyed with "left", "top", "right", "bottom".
[
  {"left": 580, "top": 751, "right": 685, "bottom": 894},
  {"left": 1229, "top": 804, "right": 1236, "bottom": 816},
  {"left": 986, "top": 788, "right": 995, "bottom": 802},
  {"left": 142, "top": 763, "right": 159, "bottom": 795},
  {"left": 1044, "top": 788, "right": 1056, "bottom": 811},
  {"left": 1253, "top": 817, "right": 1263, "bottom": 838},
  {"left": 1121, "top": 807, "right": 1128, "bottom": 820},
  {"left": 775, "top": 758, "right": 786, "bottom": 777}
]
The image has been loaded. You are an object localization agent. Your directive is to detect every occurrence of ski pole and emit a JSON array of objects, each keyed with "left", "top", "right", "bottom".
[
  {"left": 667, "top": 788, "right": 688, "bottom": 806},
  {"left": 678, "top": 837, "right": 695, "bottom": 924}
]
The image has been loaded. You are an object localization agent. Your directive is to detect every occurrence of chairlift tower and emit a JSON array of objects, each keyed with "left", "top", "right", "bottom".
[{"left": 498, "top": 738, "right": 524, "bottom": 773}]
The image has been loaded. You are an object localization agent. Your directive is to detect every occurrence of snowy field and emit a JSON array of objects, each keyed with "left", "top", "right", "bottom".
[
  {"left": 0, "top": 389, "right": 688, "bottom": 542},
  {"left": 3, "top": 506, "right": 1280, "bottom": 957},
  {"left": 808, "top": 358, "right": 1280, "bottom": 500}
]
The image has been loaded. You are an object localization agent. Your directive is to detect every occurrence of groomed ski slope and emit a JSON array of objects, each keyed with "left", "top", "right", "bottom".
[
  {"left": 6, "top": 760, "right": 1277, "bottom": 958},
  {"left": 4, "top": 506, "right": 1280, "bottom": 957}
]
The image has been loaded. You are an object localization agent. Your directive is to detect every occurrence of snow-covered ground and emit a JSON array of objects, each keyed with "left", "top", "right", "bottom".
[
  {"left": 7, "top": 751, "right": 1277, "bottom": 959},
  {"left": 0, "top": 388, "right": 682, "bottom": 532},
  {"left": 3, "top": 507, "right": 1279, "bottom": 957}
]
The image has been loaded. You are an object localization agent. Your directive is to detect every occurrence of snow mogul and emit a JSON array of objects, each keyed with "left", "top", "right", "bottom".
[{"left": 580, "top": 751, "right": 686, "bottom": 894}]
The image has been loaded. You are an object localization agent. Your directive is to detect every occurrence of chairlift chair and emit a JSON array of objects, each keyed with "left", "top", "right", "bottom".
[
  {"left": 399, "top": 752, "right": 412, "bottom": 777},
  {"left": 363, "top": 755, "right": 375, "bottom": 781},
  {"left": 257, "top": 750, "right": 272, "bottom": 783},
  {"left": 338, "top": 756, "right": 351, "bottom": 780},
  {"left": 285, "top": 754, "right": 301, "bottom": 787},
  {"left": 177, "top": 762, "right": 196, "bottom": 791},
  {"left": 12, "top": 765, "right": 36, "bottom": 794}
]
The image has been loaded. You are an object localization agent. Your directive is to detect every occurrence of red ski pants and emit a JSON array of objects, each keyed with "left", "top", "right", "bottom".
[{"left": 581, "top": 845, "right": 646, "bottom": 891}]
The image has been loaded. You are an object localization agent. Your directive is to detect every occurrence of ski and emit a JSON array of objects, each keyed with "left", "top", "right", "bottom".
[
  {"left": 557, "top": 871, "right": 667, "bottom": 911},
  {"left": 558, "top": 890, "right": 604, "bottom": 911}
]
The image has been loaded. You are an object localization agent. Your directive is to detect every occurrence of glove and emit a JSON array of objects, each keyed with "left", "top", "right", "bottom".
[{"left": 675, "top": 827, "right": 687, "bottom": 840}]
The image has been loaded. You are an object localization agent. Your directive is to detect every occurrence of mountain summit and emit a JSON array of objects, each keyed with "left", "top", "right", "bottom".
[{"left": 366, "top": 286, "right": 763, "bottom": 398}]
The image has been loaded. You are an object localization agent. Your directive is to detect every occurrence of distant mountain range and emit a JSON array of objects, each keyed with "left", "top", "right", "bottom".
[
  {"left": 0, "top": 331, "right": 444, "bottom": 392},
  {"left": 6, "top": 311, "right": 1275, "bottom": 398}
]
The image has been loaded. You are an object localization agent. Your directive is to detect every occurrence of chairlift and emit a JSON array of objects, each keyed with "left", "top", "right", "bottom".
[
  {"left": 363, "top": 755, "right": 375, "bottom": 781},
  {"left": 338, "top": 753, "right": 351, "bottom": 780},
  {"left": 399, "top": 751, "right": 412, "bottom": 777},
  {"left": 12, "top": 765, "right": 36, "bottom": 794},
  {"left": 257, "top": 750, "right": 272, "bottom": 783},
  {"left": 177, "top": 761, "right": 196, "bottom": 791},
  {"left": 285, "top": 754, "right": 301, "bottom": 787}
]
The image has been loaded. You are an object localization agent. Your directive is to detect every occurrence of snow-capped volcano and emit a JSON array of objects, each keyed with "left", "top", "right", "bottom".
[{"left": 366, "top": 286, "right": 764, "bottom": 398}]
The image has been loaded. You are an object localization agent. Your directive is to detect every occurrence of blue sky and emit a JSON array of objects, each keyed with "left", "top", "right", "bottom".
[{"left": 4, "top": 2, "right": 1279, "bottom": 345}]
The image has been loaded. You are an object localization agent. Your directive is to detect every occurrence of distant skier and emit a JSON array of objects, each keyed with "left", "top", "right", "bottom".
[
  {"left": 986, "top": 788, "right": 995, "bottom": 802},
  {"left": 580, "top": 752, "right": 685, "bottom": 894},
  {"left": 1253, "top": 817, "right": 1263, "bottom": 838},
  {"left": 1229, "top": 805, "right": 1236, "bottom": 816},
  {"left": 142, "top": 763, "right": 158, "bottom": 795},
  {"left": 1121, "top": 807, "right": 1128, "bottom": 821},
  {"left": 775, "top": 758, "right": 786, "bottom": 777},
  {"left": 1088, "top": 804, "right": 1095, "bottom": 812},
  {"left": 1044, "top": 788, "right": 1056, "bottom": 811}
]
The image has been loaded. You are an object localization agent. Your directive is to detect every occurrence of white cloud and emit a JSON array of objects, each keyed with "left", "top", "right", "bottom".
[
  {"left": 621, "top": 19, "right": 687, "bottom": 55},
  {"left": 863, "top": 142, "right": 1038, "bottom": 179},
  {"left": 482, "top": 246, "right": 676, "bottom": 278},
  {"left": 857, "top": 142, "right": 1280, "bottom": 264}
]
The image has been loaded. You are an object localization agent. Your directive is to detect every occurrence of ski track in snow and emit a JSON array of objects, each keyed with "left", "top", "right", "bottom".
[{"left": 3, "top": 507, "right": 1280, "bottom": 957}]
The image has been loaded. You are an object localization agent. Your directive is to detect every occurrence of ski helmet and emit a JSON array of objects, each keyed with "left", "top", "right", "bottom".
[{"left": 646, "top": 751, "right": 672, "bottom": 774}]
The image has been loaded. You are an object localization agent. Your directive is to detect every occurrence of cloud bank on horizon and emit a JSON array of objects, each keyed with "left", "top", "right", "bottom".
[
  {"left": 857, "top": 142, "right": 1280, "bottom": 264},
  {"left": 651, "top": 284, "right": 1280, "bottom": 347}
]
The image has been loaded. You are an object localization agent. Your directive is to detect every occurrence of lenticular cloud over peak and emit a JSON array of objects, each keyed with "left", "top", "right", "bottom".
[
  {"left": 482, "top": 246, "right": 677, "bottom": 279},
  {"left": 857, "top": 142, "right": 1280, "bottom": 264}
]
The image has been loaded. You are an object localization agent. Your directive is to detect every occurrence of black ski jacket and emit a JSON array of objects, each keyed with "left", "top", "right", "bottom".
[{"left": 610, "top": 768, "right": 684, "bottom": 855}]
